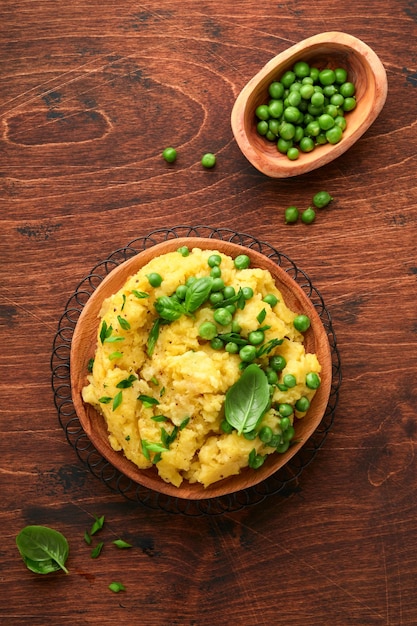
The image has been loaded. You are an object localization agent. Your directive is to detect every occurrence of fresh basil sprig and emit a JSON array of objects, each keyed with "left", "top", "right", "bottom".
[
  {"left": 154, "top": 295, "right": 185, "bottom": 321},
  {"left": 225, "top": 364, "right": 270, "bottom": 435},
  {"left": 184, "top": 276, "right": 213, "bottom": 313},
  {"left": 16, "top": 525, "right": 70, "bottom": 574}
]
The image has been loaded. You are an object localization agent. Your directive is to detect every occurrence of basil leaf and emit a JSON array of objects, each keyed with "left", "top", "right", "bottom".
[
  {"left": 154, "top": 296, "right": 185, "bottom": 321},
  {"left": 184, "top": 276, "right": 213, "bottom": 313},
  {"left": 99, "top": 396, "right": 112, "bottom": 404},
  {"left": 225, "top": 364, "right": 270, "bottom": 435},
  {"left": 16, "top": 525, "right": 69, "bottom": 574}
]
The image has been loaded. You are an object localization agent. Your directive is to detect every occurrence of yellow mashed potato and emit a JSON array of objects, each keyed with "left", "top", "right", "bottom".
[{"left": 82, "top": 247, "right": 321, "bottom": 488}]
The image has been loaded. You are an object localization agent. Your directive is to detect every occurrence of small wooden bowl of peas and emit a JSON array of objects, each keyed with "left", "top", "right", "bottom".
[
  {"left": 71, "top": 237, "right": 332, "bottom": 500},
  {"left": 231, "top": 31, "right": 388, "bottom": 177}
]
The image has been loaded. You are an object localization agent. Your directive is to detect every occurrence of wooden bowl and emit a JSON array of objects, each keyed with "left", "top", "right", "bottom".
[
  {"left": 70, "top": 238, "right": 332, "bottom": 499},
  {"left": 231, "top": 31, "right": 388, "bottom": 178}
]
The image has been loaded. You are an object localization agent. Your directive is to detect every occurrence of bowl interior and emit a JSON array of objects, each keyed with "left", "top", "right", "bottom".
[
  {"left": 231, "top": 32, "right": 387, "bottom": 177},
  {"left": 70, "top": 238, "right": 332, "bottom": 499}
]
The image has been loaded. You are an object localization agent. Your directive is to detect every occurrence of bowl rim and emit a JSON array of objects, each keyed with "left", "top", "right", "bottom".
[
  {"left": 70, "top": 237, "right": 332, "bottom": 500},
  {"left": 231, "top": 31, "right": 388, "bottom": 178}
]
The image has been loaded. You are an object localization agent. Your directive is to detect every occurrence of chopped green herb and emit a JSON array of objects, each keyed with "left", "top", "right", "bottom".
[
  {"left": 112, "top": 391, "right": 123, "bottom": 410},
  {"left": 98, "top": 396, "right": 112, "bottom": 404},
  {"left": 257, "top": 308, "right": 267, "bottom": 324},
  {"left": 151, "top": 414, "right": 169, "bottom": 422},
  {"left": 138, "top": 394, "right": 159, "bottom": 408},
  {"left": 113, "top": 539, "right": 133, "bottom": 549},
  {"left": 108, "top": 351, "right": 123, "bottom": 361},
  {"left": 109, "top": 582, "right": 126, "bottom": 593},
  {"left": 116, "top": 374, "right": 137, "bottom": 389},
  {"left": 150, "top": 376, "right": 159, "bottom": 385},
  {"left": 91, "top": 542, "right": 104, "bottom": 559},
  {"left": 125, "top": 435, "right": 131, "bottom": 441},
  {"left": 87, "top": 358, "right": 94, "bottom": 373},
  {"left": 132, "top": 290, "right": 149, "bottom": 299},
  {"left": 179, "top": 417, "right": 190, "bottom": 430},
  {"left": 147, "top": 318, "right": 161, "bottom": 356},
  {"left": 100, "top": 321, "right": 113, "bottom": 344},
  {"left": 117, "top": 315, "right": 131, "bottom": 331},
  {"left": 90, "top": 515, "right": 105, "bottom": 535},
  {"left": 84, "top": 530, "right": 92, "bottom": 546},
  {"left": 104, "top": 336, "right": 125, "bottom": 344},
  {"left": 121, "top": 294, "right": 126, "bottom": 311}
]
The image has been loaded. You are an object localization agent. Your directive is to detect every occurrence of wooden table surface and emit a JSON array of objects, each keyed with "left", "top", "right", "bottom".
[{"left": 2, "top": 1, "right": 417, "bottom": 624}]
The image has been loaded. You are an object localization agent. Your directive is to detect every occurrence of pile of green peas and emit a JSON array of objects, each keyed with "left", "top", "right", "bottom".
[{"left": 255, "top": 61, "right": 356, "bottom": 160}]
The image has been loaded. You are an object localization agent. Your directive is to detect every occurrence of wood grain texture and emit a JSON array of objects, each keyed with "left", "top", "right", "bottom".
[{"left": 1, "top": 0, "right": 417, "bottom": 624}]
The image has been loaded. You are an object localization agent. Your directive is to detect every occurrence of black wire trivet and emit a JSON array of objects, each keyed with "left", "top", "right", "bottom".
[{"left": 51, "top": 225, "right": 341, "bottom": 516}]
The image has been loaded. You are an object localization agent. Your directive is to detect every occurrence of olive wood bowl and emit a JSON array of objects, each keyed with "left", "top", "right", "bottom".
[
  {"left": 231, "top": 31, "right": 388, "bottom": 178},
  {"left": 71, "top": 238, "right": 332, "bottom": 500}
]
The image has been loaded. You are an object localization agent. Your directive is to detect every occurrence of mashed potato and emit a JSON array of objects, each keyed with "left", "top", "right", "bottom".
[{"left": 82, "top": 247, "right": 321, "bottom": 488}]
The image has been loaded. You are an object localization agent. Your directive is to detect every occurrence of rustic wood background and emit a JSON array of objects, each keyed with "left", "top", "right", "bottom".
[{"left": 2, "top": 1, "right": 417, "bottom": 624}]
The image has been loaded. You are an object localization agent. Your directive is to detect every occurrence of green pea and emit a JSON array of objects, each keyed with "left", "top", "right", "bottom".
[
  {"left": 334, "top": 67, "right": 348, "bottom": 84},
  {"left": 239, "top": 344, "right": 257, "bottom": 363},
  {"left": 147, "top": 272, "right": 163, "bottom": 287},
  {"left": 210, "top": 266, "right": 221, "bottom": 278},
  {"left": 313, "top": 190, "right": 333, "bottom": 208},
  {"left": 231, "top": 320, "right": 241, "bottom": 333},
  {"left": 269, "top": 355, "right": 286, "bottom": 371},
  {"left": 198, "top": 321, "right": 217, "bottom": 340},
  {"left": 177, "top": 246, "right": 189, "bottom": 257},
  {"left": 257, "top": 120, "right": 269, "bottom": 136},
  {"left": 287, "top": 147, "right": 299, "bottom": 161},
  {"left": 234, "top": 254, "right": 250, "bottom": 270},
  {"left": 268, "top": 100, "right": 284, "bottom": 119},
  {"left": 300, "top": 83, "right": 315, "bottom": 99},
  {"left": 287, "top": 91, "right": 302, "bottom": 107},
  {"left": 295, "top": 396, "right": 310, "bottom": 412},
  {"left": 248, "top": 330, "right": 265, "bottom": 345},
  {"left": 293, "top": 314, "right": 311, "bottom": 332},
  {"left": 214, "top": 308, "right": 232, "bottom": 326},
  {"left": 265, "top": 368, "right": 278, "bottom": 384},
  {"left": 283, "top": 374, "right": 297, "bottom": 388},
  {"left": 211, "top": 277, "right": 225, "bottom": 292},
  {"left": 318, "top": 113, "right": 335, "bottom": 131},
  {"left": 276, "top": 441, "right": 290, "bottom": 453},
  {"left": 255, "top": 104, "right": 270, "bottom": 120},
  {"left": 280, "top": 120, "right": 296, "bottom": 138},
  {"left": 306, "top": 372, "right": 321, "bottom": 389},
  {"left": 258, "top": 426, "right": 273, "bottom": 444},
  {"left": 299, "top": 136, "right": 315, "bottom": 153},
  {"left": 277, "top": 137, "right": 293, "bottom": 154},
  {"left": 223, "top": 286, "right": 236, "bottom": 299},
  {"left": 268, "top": 81, "right": 285, "bottom": 99},
  {"left": 310, "top": 91, "right": 325, "bottom": 107},
  {"left": 268, "top": 119, "right": 280, "bottom": 136},
  {"left": 263, "top": 294, "right": 279, "bottom": 307},
  {"left": 241, "top": 286, "right": 254, "bottom": 300},
  {"left": 326, "top": 125, "right": 343, "bottom": 144},
  {"left": 323, "top": 84, "right": 338, "bottom": 97},
  {"left": 209, "top": 292, "right": 224, "bottom": 305},
  {"left": 175, "top": 284, "right": 188, "bottom": 300},
  {"left": 301, "top": 207, "right": 316, "bottom": 224},
  {"left": 279, "top": 416, "right": 291, "bottom": 431},
  {"left": 278, "top": 403, "right": 293, "bottom": 418},
  {"left": 281, "top": 70, "right": 296, "bottom": 87},
  {"left": 225, "top": 304, "right": 236, "bottom": 315},
  {"left": 305, "top": 121, "right": 320, "bottom": 137},
  {"left": 309, "top": 67, "right": 320, "bottom": 81},
  {"left": 319, "top": 68, "right": 336, "bottom": 85},
  {"left": 201, "top": 153, "right": 216, "bottom": 168},
  {"left": 225, "top": 341, "right": 239, "bottom": 354},
  {"left": 162, "top": 147, "right": 177, "bottom": 163},
  {"left": 330, "top": 93, "right": 345, "bottom": 107},
  {"left": 293, "top": 125, "right": 304, "bottom": 143},
  {"left": 334, "top": 115, "right": 347, "bottom": 130},
  {"left": 285, "top": 205, "right": 299, "bottom": 224},
  {"left": 339, "top": 82, "right": 355, "bottom": 97},
  {"left": 249, "top": 452, "right": 266, "bottom": 468},
  {"left": 343, "top": 97, "right": 357, "bottom": 112},
  {"left": 283, "top": 425, "right": 295, "bottom": 442},
  {"left": 293, "top": 61, "right": 310, "bottom": 78},
  {"left": 244, "top": 430, "right": 258, "bottom": 441},
  {"left": 210, "top": 337, "right": 224, "bottom": 350},
  {"left": 208, "top": 254, "right": 221, "bottom": 267},
  {"left": 186, "top": 276, "right": 197, "bottom": 287}
]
